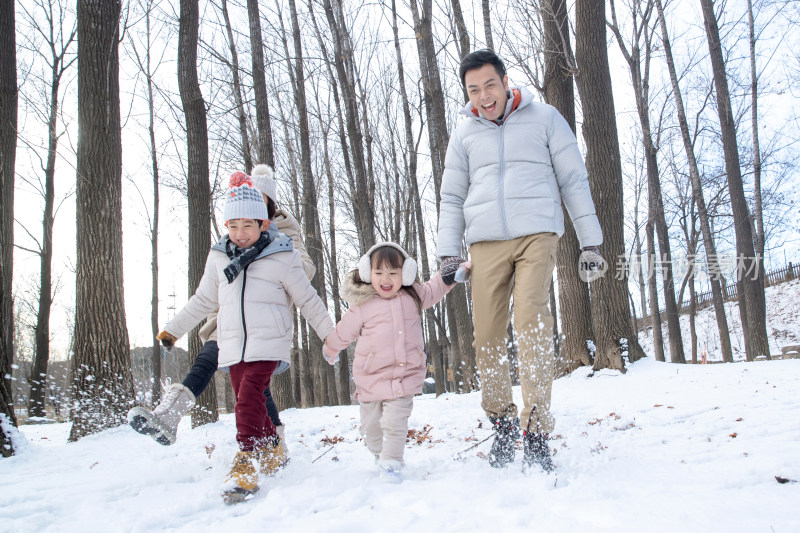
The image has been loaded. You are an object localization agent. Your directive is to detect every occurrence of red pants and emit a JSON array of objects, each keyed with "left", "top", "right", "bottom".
[{"left": 229, "top": 360, "right": 278, "bottom": 452}]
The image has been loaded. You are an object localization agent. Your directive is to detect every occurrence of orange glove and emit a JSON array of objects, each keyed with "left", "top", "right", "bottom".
[{"left": 156, "top": 330, "right": 177, "bottom": 350}]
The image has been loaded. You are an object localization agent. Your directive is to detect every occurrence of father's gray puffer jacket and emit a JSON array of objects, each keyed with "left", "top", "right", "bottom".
[{"left": 437, "top": 86, "right": 602, "bottom": 257}]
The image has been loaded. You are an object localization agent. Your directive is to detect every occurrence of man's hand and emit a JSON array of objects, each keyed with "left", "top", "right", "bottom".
[
  {"left": 578, "top": 246, "right": 607, "bottom": 283},
  {"left": 156, "top": 330, "right": 178, "bottom": 350},
  {"left": 440, "top": 256, "right": 467, "bottom": 285}
]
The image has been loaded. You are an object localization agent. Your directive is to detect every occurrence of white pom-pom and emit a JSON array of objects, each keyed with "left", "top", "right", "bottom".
[{"left": 251, "top": 164, "right": 274, "bottom": 179}]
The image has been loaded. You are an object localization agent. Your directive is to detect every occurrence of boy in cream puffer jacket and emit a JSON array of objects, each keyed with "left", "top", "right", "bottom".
[
  {"left": 128, "top": 165, "right": 313, "bottom": 454},
  {"left": 155, "top": 172, "right": 333, "bottom": 504}
]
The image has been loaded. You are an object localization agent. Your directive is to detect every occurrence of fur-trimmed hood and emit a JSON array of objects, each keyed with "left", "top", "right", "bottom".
[{"left": 340, "top": 269, "right": 376, "bottom": 307}]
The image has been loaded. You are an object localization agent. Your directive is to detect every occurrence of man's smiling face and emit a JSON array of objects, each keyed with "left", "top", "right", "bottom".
[{"left": 465, "top": 63, "right": 509, "bottom": 122}]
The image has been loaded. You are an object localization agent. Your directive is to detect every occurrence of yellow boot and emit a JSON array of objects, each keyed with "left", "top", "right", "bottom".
[
  {"left": 257, "top": 439, "right": 288, "bottom": 476},
  {"left": 222, "top": 451, "right": 259, "bottom": 505}
]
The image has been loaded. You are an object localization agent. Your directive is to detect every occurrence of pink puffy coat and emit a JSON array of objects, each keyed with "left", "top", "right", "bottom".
[{"left": 323, "top": 270, "right": 453, "bottom": 402}]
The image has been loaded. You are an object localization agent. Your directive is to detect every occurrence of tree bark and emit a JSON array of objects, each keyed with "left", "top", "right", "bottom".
[
  {"left": 221, "top": 0, "right": 253, "bottom": 173},
  {"left": 700, "top": 0, "right": 769, "bottom": 359},
  {"left": 178, "top": 0, "right": 217, "bottom": 425},
  {"left": 69, "top": 0, "right": 135, "bottom": 441},
  {"left": 541, "top": 0, "right": 594, "bottom": 374},
  {"left": 574, "top": 0, "right": 644, "bottom": 371},
  {"left": 408, "top": 0, "right": 458, "bottom": 394},
  {"left": 646, "top": 214, "right": 665, "bottom": 361},
  {"left": 246, "top": 0, "right": 274, "bottom": 167},
  {"left": 0, "top": 0, "right": 19, "bottom": 456},
  {"left": 482, "top": 0, "right": 494, "bottom": 50}
]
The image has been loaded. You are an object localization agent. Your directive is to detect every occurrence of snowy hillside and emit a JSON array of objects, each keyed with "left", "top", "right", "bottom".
[
  {"left": 638, "top": 278, "right": 800, "bottom": 361},
  {"left": 2, "top": 280, "right": 799, "bottom": 532}
]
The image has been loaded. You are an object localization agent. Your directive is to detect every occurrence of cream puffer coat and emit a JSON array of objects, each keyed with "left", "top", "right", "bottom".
[
  {"left": 437, "top": 86, "right": 602, "bottom": 257},
  {"left": 198, "top": 209, "right": 314, "bottom": 343},
  {"left": 322, "top": 271, "right": 453, "bottom": 402},
  {"left": 165, "top": 223, "right": 333, "bottom": 368}
]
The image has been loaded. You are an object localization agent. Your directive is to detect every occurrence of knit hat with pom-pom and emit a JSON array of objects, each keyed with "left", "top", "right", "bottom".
[
  {"left": 250, "top": 164, "right": 277, "bottom": 203},
  {"left": 223, "top": 171, "right": 270, "bottom": 224}
]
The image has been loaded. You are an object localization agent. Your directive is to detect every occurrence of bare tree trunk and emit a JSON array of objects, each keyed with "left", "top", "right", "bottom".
[
  {"left": 542, "top": 0, "right": 594, "bottom": 374},
  {"left": 27, "top": 1, "right": 76, "bottom": 417},
  {"left": 178, "top": 0, "right": 217, "bottom": 426},
  {"left": 700, "top": 0, "right": 769, "bottom": 359},
  {"left": 299, "top": 316, "right": 313, "bottom": 407},
  {"left": 287, "top": 0, "right": 335, "bottom": 405},
  {"left": 126, "top": 0, "right": 164, "bottom": 405},
  {"left": 221, "top": 0, "right": 253, "bottom": 173},
  {"left": 145, "top": 5, "right": 162, "bottom": 406},
  {"left": 609, "top": 0, "right": 684, "bottom": 363},
  {"left": 746, "top": 0, "right": 764, "bottom": 264},
  {"left": 481, "top": 0, "right": 494, "bottom": 50},
  {"left": 319, "top": 110, "right": 350, "bottom": 404},
  {"left": 408, "top": 0, "right": 455, "bottom": 394},
  {"left": 246, "top": 0, "right": 274, "bottom": 167},
  {"left": 321, "top": 0, "right": 375, "bottom": 252},
  {"left": 655, "top": 0, "right": 732, "bottom": 362},
  {"left": 575, "top": 0, "right": 644, "bottom": 371},
  {"left": 0, "top": 0, "right": 19, "bottom": 456},
  {"left": 449, "top": 0, "right": 470, "bottom": 104},
  {"left": 689, "top": 268, "right": 698, "bottom": 364},
  {"left": 69, "top": 0, "right": 135, "bottom": 441},
  {"left": 646, "top": 207, "right": 665, "bottom": 361}
]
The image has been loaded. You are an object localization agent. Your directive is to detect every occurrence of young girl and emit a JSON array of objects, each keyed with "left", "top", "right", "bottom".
[{"left": 322, "top": 243, "right": 468, "bottom": 482}]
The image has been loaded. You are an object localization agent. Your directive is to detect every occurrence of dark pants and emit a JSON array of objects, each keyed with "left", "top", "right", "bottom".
[
  {"left": 181, "top": 340, "right": 282, "bottom": 426},
  {"left": 230, "top": 360, "right": 278, "bottom": 451}
]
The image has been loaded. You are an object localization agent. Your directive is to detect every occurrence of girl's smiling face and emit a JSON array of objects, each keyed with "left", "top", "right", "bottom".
[{"left": 371, "top": 256, "right": 403, "bottom": 299}]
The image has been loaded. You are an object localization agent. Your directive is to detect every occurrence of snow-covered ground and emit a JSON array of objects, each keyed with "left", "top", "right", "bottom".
[
  {"left": 2, "top": 356, "right": 799, "bottom": 532},
  {"left": 2, "top": 280, "right": 799, "bottom": 533}
]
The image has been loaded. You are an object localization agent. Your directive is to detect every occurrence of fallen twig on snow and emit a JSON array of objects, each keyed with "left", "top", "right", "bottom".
[
  {"left": 452, "top": 433, "right": 493, "bottom": 461},
  {"left": 312, "top": 445, "right": 336, "bottom": 463}
]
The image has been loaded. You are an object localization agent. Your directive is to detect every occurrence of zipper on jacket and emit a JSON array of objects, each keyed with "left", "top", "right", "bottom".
[
  {"left": 239, "top": 266, "right": 248, "bottom": 362},
  {"left": 498, "top": 123, "right": 511, "bottom": 240}
]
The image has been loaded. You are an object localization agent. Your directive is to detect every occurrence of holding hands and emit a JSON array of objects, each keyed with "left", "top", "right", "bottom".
[
  {"left": 322, "top": 338, "right": 339, "bottom": 365},
  {"left": 439, "top": 256, "right": 471, "bottom": 285}
]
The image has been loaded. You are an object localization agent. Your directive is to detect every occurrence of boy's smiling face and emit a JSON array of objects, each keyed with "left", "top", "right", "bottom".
[
  {"left": 227, "top": 218, "right": 268, "bottom": 248},
  {"left": 464, "top": 63, "right": 509, "bottom": 121}
]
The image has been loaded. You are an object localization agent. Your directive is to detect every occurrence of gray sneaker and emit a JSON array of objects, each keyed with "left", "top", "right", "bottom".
[{"left": 128, "top": 384, "right": 196, "bottom": 445}]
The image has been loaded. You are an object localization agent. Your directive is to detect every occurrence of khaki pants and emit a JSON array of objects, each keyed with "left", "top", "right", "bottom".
[
  {"left": 359, "top": 395, "right": 414, "bottom": 463},
  {"left": 469, "top": 232, "right": 559, "bottom": 434}
]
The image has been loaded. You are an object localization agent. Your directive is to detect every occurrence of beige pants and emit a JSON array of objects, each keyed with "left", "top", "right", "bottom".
[
  {"left": 469, "top": 232, "right": 559, "bottom": 434},
  {"left": 359, "top": 395, "right": 414, "bottom": 463}
]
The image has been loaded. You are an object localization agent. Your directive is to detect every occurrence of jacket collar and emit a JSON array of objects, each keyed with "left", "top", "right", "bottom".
[
  {"left": 341, "top": 270, "right": 378, "bottom": 307},
  {"left": 461, "top": 86, "right": 532, "bottom": 124},
  {"left": 212, "top": 222, "right": 293, "bottom": 258}
]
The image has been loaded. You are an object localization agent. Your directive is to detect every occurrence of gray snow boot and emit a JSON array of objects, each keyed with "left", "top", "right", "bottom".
[
  {"left": 128, "top": 384, "right": 196, "bottom": 445},
  {"left": 488, "top": 416, "right": 520, "bottom": 468},
  {"left": 522, "top": 432, "right": 555, "bottom": 473}
]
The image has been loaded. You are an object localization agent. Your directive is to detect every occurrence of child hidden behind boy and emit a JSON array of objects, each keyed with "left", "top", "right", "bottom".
[
  {"left": 128, "top": 165, "right": 315, "bottom": 457},
  {"left": 154, "top": 173, "right": 333, "bottom": 504},
  {"left": 322, "top": 243, "right": 469, "bottom": 482}
]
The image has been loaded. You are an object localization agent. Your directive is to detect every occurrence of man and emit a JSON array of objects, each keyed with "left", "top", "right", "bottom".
[{"left": 437, "top": 50, "right": 603, "bottom": 472}]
